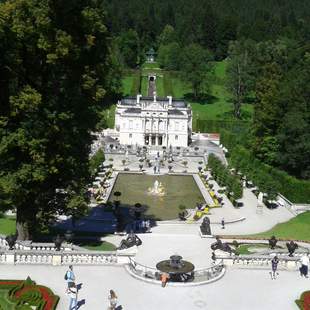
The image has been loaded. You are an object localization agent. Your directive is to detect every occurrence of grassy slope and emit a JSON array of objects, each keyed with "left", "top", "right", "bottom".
[
  {"left": 141, "top": 76, "right": 148, "bottom": 96},
  {"left": 106, "top": 61, "right": 254, "bottom": 130},
  {"left": 0, "top": 217, "right": 16, "bottom": 235},
  {"left": 122, "top": 75, "right": 135, "bottom": 97},
  {"left": 249, "top": 211, "right": 310, "bottom": 241}
]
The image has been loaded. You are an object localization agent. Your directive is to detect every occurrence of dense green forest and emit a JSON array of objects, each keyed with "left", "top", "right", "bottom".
[{"left": 104, "top": 0, "right": 309, "bottom": 60}]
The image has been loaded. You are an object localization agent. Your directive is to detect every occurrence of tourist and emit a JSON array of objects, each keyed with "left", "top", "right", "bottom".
[
  {"left": 145, "top": 220, "right": 151, "bottom": 232},
  {"left": 299, "top": 254, "right": 309, "bottom": 278},
  {"left": 221, "top": 218, "right": 225, "bottom": 229},
  {"left": 67, "top": 282, "right": 77, "bottom": 310},
  {"left": 108, "top": 289, "right": 118, "bottom": 310},
  {"left": 211, "top": 251, "right": 216, "bottom": 264},
  {"left": 65, "top": 265, "right": 75, "bottom": 290},
  {"left": 270, "top": 256, "right": 279, "bottom": 280},
  {"left": 161, "top": 272, "right": 170, "bottom": 287}
]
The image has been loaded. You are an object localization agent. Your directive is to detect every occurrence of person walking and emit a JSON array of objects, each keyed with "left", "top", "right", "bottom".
[
  {"left": 65, "top": 265, "right": 76, "bottom": 290},
  {"left": 67, "top": 282, "right": 77, "bottom": 310},
  {"left": 299, "top": 254, "right": 309, "bottom": 278},
  {"left": 221, "top": 218, "right": 225, "bottom": 229},
  {"left": 108, "top": 290, "right": 118, "bottom": 310},
  {"left": 270, "top": 256, "right": 279, "bottom": 280},
  {"left": 160, "top": 272, "right": 170, "bottom": 287}
]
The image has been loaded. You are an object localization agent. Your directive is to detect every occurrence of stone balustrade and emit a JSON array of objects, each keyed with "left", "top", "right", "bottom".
[
  {"left": 0, "top": 249, "right": 134, "bottom": 266},
  {"left": 216, "top": 254, "right": 309, "bottom": 271}
]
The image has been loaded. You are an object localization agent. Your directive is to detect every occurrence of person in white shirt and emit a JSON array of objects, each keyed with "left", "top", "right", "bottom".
[
  {"left": 108, "top": 289, "right": 118, "bottom": 310},
  {"left": 299, "top": 254, "right": 309, "bottom": 278},
  {"left": 68, "top": 282, "right": 77, "bottom": 310}
]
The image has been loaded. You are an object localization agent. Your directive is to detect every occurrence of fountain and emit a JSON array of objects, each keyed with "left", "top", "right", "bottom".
[
  {"left": 156, "top": 255, "right": 195, "bottom": 282},
  {"left": 147, "top": 180, "right": 165, "bottom": 196}
]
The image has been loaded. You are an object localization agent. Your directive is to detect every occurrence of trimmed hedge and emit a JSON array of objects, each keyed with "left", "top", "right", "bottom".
[
  {"left": 163, "top": 72, "right": 174, "bottom": 97},
  {"left": 0, "top": 278, "right": 59, "bottom": 310},
  {"left": 229, "top": 146, "right": 310, "bottom": 203},
  {"left": 296, "top": 291, "right": 310, "bottom": 310},
  {"left": 131, "top": 70, "right": 141, "bottom": 95},
  {"left": 90, "top": 148, "right": 105, "bottom": 176},
  {"left": 196, "top": 119, "right": 250, "bottom": 135},
  {"left": 208, "top": 154, "right": 243, "bottom": 201}
]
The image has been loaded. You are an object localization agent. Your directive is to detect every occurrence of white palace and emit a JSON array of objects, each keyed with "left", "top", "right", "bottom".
[{"left": 114, "top": 94, "right": 192, "bottom": 147}]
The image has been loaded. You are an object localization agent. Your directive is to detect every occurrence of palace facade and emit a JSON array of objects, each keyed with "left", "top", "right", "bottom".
[{"left": 114, "top": 95, "right": 192, "bottom": 147}]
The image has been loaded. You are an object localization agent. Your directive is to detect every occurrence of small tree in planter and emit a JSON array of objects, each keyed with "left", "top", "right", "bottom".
[
  {"left": 168, "top": 165, "right": 173, "bottom": 172},
  {"left": 108, "top": 158, "right": 114, "bottom": 162},
  {"left": 139, "top": 164, "right": 143, "bottom": 171},
  {"left": 122, "top": 159, "right": 126, "bottom": 166},
  {"left": 198, "top": 161, "right": 203, "bottom": 165},
  {"left": 182, "top": 160, "right": 188, "bottom": 167},
  {"left": 198, "top": 166, "right": 202, "bottom": 173},
  {"left": 139, "top": 158, "right": 144, "bottom": 163}
]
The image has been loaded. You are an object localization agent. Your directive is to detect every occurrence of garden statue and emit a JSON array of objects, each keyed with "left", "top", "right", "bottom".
[
  {"left": 178, "top": 212, "right": 186, "bottom": 221},
  {"left": 211, "top": 236, "right": 233, "bottom": 254},
  {"left": 118, "top": 233, "right": 142, "bottom": 250},
  {"left": 5, "top": 234, "right": 17, "bottom": 250},
  {"left": 268, "top": 236, "right": 278, "bottom": 250},
  {"left": 286, "top": 241, "right": 298, "bottom": 257},
  {"left": 200, "top": 217, "right": 211, "bottom": 235},
  {"left": 64, "top": 230, "right": 74, "bottom": 244},
  {"left": 54, "top": 235, "right": 63, "bottom": 251}
]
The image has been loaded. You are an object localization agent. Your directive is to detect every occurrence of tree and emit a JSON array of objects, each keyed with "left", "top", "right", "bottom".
[
  {"left": 115, "top": 29, "right": 140, "bottom": 68},
  {"left": 0, "top": 0, "right": 118, "bottom": 240},
  {"left": 181, "top": 44, "right": 213, "bottom": 99},
  {"left": 158, "top": 25, "right": 177, "bottom": 46},
  {"left": 226, "top": 40, "right": 255, "bottom": 118},
  {"left": 157, "top": 42, "right": 181, "bottom": 70}
]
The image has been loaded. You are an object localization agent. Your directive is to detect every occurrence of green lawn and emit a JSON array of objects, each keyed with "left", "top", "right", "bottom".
[
  {"left": 142, "top": 62, "right": 161, "bottom": 70},
  {"left": 77, "top": 240, "right": 117, "bottom": 251},
  {"left": 122, "top": 75, "right": 135, "bottom": 96},
  {"left": 155, "top": 76, "right": 165, "bottom": 97},
  {"left": 0, "top": 216, "right": 16, "bottom": 235},
  {"left": 141, "top": 75, "right": 148, "bottom": 96},
  {"left": 249, "top": 211, "right": 310, "bottom": 241}
]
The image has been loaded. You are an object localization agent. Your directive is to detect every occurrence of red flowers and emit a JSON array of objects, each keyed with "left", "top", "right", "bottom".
[{"left": 304, "top": 292, "right": 310, "bottom": 310}]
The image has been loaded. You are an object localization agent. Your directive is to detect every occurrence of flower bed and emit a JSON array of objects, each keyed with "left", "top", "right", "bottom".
[
  {"left": 0, "top": 278, "right": 59, "bottom": 310},
  {"left": 296, "top": 291, "right": 310, "bottom": 310}
]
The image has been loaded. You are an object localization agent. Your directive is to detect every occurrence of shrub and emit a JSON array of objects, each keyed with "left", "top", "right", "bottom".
[
  {"left": 229, "top": 146, "right": 310, "bottom": 203},
  {"left": 296, "top": 291, "right": 310, "bottom": 310},
  {"left": 89, "top": 149, "right": 105, "bottom": 175},
  {"left": 208, "top": 154, "right": 243, "bottom": 200},
  {"left": 0, "top": 278, "right": 59, "bottom": 310}
]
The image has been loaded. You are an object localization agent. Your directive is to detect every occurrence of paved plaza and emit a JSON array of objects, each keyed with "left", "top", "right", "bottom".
[{"left": 1, "top": 264, "right": 309, "bottom": 310}]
